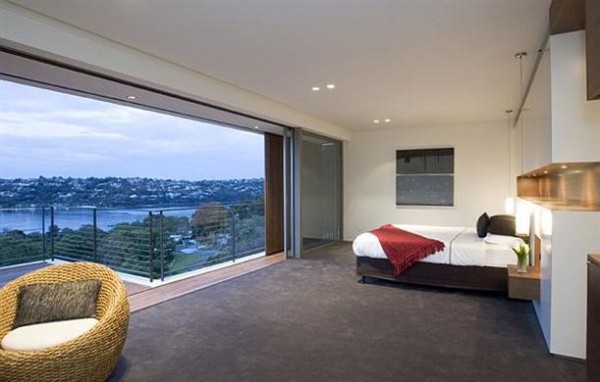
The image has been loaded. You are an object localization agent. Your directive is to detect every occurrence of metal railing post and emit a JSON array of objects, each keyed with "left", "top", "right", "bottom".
[
  {"left": 93, "top": 208, "right": 98, "bottom": 263},
  {"left": 160, "top": 211, "right": 165, "bottom": 282},
  {"left": 42, "top": 207, "right": 46, "bottom": 262},
  {"left": 148, "top": 211, "right": 154, "bottom": 283},
  {"left": 230, "top": 206, "right": 236, "bottom": 262},
  {"left": 50, "top": 206, "right": 55, "bottom": 261}
]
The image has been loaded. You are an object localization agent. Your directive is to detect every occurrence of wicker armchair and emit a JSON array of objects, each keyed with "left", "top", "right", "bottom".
[{"left": 0, "top": 262, "right": 130, "bottom": 382}]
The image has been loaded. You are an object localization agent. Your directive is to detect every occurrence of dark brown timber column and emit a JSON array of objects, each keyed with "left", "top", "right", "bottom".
[{"left": 264, "top": 133, "right": 284, "bottom": 254}]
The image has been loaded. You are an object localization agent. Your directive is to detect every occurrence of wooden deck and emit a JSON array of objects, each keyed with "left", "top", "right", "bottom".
[
  {"left": 0, "top": 263, "right": 51, "bottom": 287},
  {"left": 0, "top": 253, "right": 285, "bottom": 312},
  {"left": 129, "top": 253, "right": 285, "bottom": 312}
]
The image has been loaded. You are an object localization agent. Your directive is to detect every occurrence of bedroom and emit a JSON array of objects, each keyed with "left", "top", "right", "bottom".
[{"left": 1, "top": 1, "right": 599, "bottom": 381}]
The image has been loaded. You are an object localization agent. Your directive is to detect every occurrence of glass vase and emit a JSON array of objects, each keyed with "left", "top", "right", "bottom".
[{"left": 517, "top": 254, "right": 528, "bottom": 273}]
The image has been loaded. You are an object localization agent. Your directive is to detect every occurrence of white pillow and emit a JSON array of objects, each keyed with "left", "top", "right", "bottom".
[
  {"left": 1, "top": 318, "right": 99, "bottom": 352},
  {"left": 484, "top": 234, "right": 523, "bottom": 247}
]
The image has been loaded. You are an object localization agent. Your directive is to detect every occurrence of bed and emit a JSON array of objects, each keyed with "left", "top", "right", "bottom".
[{"left": 353, "top": 224, "right": 522, "bottom": 293}]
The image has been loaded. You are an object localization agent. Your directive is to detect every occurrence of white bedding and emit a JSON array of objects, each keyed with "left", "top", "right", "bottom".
[
  {"left": 449, "top": 228, "right": 521, "bottom": 267},
  {"left": 352, "top": 224, "right": 465, "bottom": 264},
  {"left": 352, "top": 225, "right": 522, "bottom": 268}
]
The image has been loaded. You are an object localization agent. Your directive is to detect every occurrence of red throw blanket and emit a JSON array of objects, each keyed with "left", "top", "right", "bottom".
[{"left": 370, "top": 224, "right": 445, "bottom": 275}]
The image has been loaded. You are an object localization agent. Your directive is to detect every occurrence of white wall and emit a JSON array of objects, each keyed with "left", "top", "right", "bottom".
[
  {"left": 521, "top": 43, "right": 552, "bottom": 174},
  {"left": 549, "top": 211, "right": 600, "bottom": 358},
  {"left": 343, "top": 121, "right": 511, "bottom": 240},
  {"left": 0, "top": 1, "right": 351, "bottom": 141}
]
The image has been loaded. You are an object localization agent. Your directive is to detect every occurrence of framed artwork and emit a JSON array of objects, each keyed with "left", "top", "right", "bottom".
[{"left": 396, "top": 148, "right": 454, "bottom": 206}]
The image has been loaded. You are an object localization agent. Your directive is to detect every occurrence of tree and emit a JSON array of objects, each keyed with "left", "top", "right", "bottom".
[
  {"left": 160, "top": 215, "right": 190, "bottom": 236},
  {"left": 98, "top": 222, "right": 152, "bottom": 276},
  {"left": 0, "top": 230, "right": 44, "bottom": 266},
  {"left": 97, "top": 217, "right": 179, "bottom": 279},
  {"left": 54, "top": 224, "right": 102, "bottom": 262},
  {"left": 190, "top": 203, "right": 231, "bottom": 245},
  {"left": 234, "top": 214, "right": 265, "bottom": 253}
]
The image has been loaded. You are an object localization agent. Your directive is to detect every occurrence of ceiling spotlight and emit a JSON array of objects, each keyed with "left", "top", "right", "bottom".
[
  {"left": 514, "top": 52, "right": 527, "bottom": 59},
  {"left": 126, "top": 95, "right": 137, "bottom": 100},
  {"left": 312, "top": 87, "right": 320, "bottom": 91},
  {"left": 326, "top": 84, "right": 335, "bottom": 90},
  {"left": 384, "top": 119, "right": 391, "bottom": 123},
  {"left": 373, "top": 120, "right": 380, "bottom": 124},
  {"left": 253, "top": 126, "right": 260, "bottom": 129}
]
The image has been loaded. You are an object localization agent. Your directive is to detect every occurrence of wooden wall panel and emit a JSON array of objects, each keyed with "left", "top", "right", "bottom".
[
  {"left": 549, "top": 0, "right": 600, "bottom": 99},
  {"left": 264, "top": 133, "right": 284, "bottom": 255},
  {"left": 587, "top": 0, "right": 600, "bottom": 100},
  {"left": 550, "top": 0, "right": 585, "bottom": 35},
  {"left": 588, "top": 255, "right": 600, "bottom": 382}
]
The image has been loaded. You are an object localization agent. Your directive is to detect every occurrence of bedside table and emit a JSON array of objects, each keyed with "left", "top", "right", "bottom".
[{"left": 507, "top": 265, "right": 540, "bottom": 300}]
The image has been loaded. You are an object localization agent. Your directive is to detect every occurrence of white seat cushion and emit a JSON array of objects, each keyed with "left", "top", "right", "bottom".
[{"left": 1, "top": 318, "right": 99, "bottom": 352}]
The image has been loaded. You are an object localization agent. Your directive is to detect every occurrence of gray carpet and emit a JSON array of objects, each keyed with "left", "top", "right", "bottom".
[{"left": 109, "top": 242, "right": 585, "bottom": 382}]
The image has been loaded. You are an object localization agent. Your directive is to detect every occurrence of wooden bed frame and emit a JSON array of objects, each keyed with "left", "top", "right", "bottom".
[{"left": 356, "top": 256, "right": 508, "bottom": 293}]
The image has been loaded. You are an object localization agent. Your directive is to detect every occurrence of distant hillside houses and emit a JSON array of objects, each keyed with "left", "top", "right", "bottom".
[{"left": 0, "top": 176, "right": 264, "bottom": 208}]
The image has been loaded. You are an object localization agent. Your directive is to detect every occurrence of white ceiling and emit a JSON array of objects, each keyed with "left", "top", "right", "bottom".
[{"left": 9, "top": 0, "right": 551, "bottom": 131}]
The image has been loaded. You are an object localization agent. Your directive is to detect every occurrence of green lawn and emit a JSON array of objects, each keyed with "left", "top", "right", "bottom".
[{"left": 168, "top": 253, "right": 204, "bottom": 273}]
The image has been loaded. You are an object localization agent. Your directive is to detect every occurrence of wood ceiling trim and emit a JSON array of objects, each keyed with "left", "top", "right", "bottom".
[{"left": 550, "top": 0, "right": 585, "bottom": 35}]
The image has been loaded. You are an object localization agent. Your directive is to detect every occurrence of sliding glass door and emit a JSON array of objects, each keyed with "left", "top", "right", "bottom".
[{"left": 301, "top": 132, "right": 342, "bottom": 250}]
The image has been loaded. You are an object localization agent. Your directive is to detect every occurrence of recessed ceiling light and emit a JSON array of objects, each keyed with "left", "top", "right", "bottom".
[
  {"left": 126, "top": 95, "right": 137, "bottom": 100},
  {"left": 253, "top": 126, "right": 260, "bottom": 129},
  {"left": 326, "top": 84, "right": 335, "bottom": 90},
  {"left": 384, "top": 119, "right": 391, "bottom": 123},
  {"left": 373, "top": 120, "right": 380, "bottom": 124},
  {"left": 312, "top": 87, "right": 320, "bottom": 91}
]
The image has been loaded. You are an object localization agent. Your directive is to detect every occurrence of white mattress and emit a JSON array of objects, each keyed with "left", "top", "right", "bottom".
[
  {"left": 352, "top": 224, "right": 465, "bottom": 264},
  {"left": 353, "top": 225, "right": 523, "bottom": 268}
]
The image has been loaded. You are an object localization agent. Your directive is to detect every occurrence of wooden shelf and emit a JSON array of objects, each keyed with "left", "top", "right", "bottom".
[
  {"left": 507, "top": 265, "right": 541, "bottom": 300},
  {"left": 587, "top": 0, "right": 600, "bottom": 100},
  {"left": 517, "top": 162, "right": 600, "bottom": 211}
]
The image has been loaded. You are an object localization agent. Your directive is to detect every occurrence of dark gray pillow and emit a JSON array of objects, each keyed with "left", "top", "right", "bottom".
[
  {"left": 476, "top": 212, "right": 490, "bottom": 238},
  {"left": 487, "top": 214, "right": 516, "bottom": 237},
  {"left": 13, "top": 279, "right": 101, "bottom": 329}
]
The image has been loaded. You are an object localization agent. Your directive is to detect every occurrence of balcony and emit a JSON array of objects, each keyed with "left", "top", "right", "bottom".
[{"left": 0, "top": 202, "right": 265, "bottom": 283}]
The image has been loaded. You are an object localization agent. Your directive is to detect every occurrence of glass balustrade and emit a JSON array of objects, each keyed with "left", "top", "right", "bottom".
[{"left": 0, "top": 202, "right": 265, "bottom": 282}]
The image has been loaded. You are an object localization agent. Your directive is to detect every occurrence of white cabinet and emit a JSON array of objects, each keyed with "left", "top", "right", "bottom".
[
  {"left": 519, "top": 31, "right": 600, "bottom": 175},
  {"left": 534, "top": 209, "right": 600, "bottom": 359},
  {"left": 550, "top": 32, "right": 600, "bottom": 163}
]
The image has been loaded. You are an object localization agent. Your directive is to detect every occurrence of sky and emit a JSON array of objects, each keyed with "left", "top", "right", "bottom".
[{"left": 0, "top": 80, "right": 264, "bottom": 181}]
